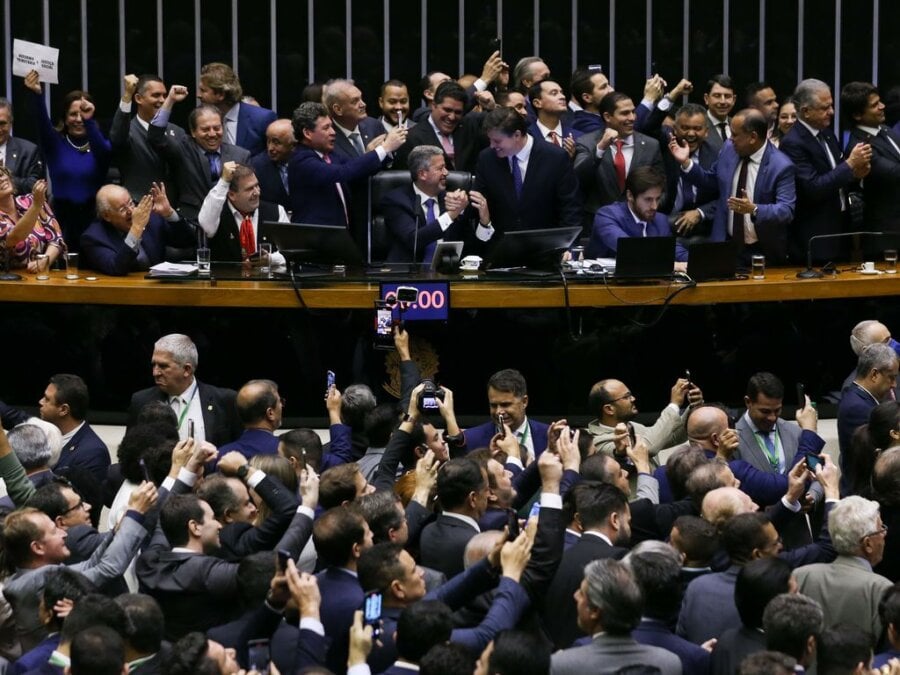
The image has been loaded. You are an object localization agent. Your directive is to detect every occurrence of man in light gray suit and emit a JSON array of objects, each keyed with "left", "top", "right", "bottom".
[
  {"left": 574, "top": 92, "right": 665, "bottom": 233},
  {"left": 551, "top": 558, "right": 682, "bottom": 675},
  {"left": 735, "top": 372, "right": 802, "bottom": 475}
]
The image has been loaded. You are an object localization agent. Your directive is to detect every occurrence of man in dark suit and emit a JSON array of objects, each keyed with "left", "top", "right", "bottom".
[
  {"left": 198, "top": 62, "right": 277, "bottom": 156},
  {"left": 288, "top": 101, "right": 405, "bottom": 231},
  {"left": 469, "top": 106, "right": 581, "bottom": 244},
  {"left": 704, "top": 74, "right": 737, "bottom": 154},
  {"left": 527, "top": 80, "right": 582, "bottom": 155},
  {"left": 780, "top": 78, "right": 872, "bottom": 262},
  {"left": 842, "top": 82, "right": 900, "bottom": 234},
  {"left": 544, "top": 482, "right": 631, "bottom": 649},
  {"left": 81, "top": 183, "right": 196, "bottom": 276},
  {"left": 395, "top": 81, "right": 485, "bottom": 173},
  {"left": 126, "top": 333, "right": 242, "bottom": 447},
  {"left": 381, "top": 145, "right": 470, "bottom": 263},
  {"left": 110, "top": 74, "right": 185, "bottom": 202},
  {"left": 249, "top": 118, "right": 294, "bottom": 210},
  {"left": 586, "top": 166, "right": 688, "bottom": 262},
  {"left": 574, "top": 92, "right": 664, "bottom": 233},
  {"left": 569, "top": 68, "right": 613, "bottom": 135},
  {"left": 37, "top": 374, "right": 109, "bottom": 486},
  {"left": 671, "top": 108, "right": 796, "bottom": 264},
  {"left": 214, "top": 379, "right": 283, "bottom": 465},
  {"left": 0, "top": 98, "right": 44, "bottom": 195},
  {"left": 419, "top": 458, "right": 489, "bottom": 578},
  {"left": 148, "top": 86, "right": 250, "bottom": 224}
]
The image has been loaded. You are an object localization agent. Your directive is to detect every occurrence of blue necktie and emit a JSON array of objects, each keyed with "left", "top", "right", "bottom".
[
  {"left": 206, "top": 151, "right": 221, "bottom": 181},
  {"left": 422, "top": 197, "right": 438, "bottom": 263},
  {"left": 279, "top": 164, "right": 289, "bottom": 194},
  {"left": 510, "top": 155, "right": 523, "bottom": 197}
]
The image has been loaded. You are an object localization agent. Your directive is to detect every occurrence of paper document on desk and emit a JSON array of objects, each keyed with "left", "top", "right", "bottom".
[
  {"left": 148, "top": 262, "right": 198, "bottom": 277},
  {"left": 567, "top": 258, "right": 615, "bottom": 273}
]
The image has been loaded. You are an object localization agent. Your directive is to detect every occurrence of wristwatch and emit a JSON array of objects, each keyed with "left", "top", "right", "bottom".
[
  {"left": 401, "top": 412, "right": 414, "bottom": 423},
  {"left": 236, "top": 464, "right": 250, "bottom": 481}
]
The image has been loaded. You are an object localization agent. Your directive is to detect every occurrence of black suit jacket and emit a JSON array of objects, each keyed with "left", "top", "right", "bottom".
[
  {"left": 471, "top": 139, "right": 582, "bottom": 242},
  {"left": 544, "top": 533, "right": 627, "bottom": 649},
  {"left": 419, "top": 514, "right": 480, "bottom": 579},
  {"left": 126, "top": 380, "right": 242, "bottom": 448},
  {"left": 5, "top": 136, "right": 45, "bottom": 195},
  {"left": 110, "top": 108, "right": 185, "bottom": 202},
  {"left": 208, "top": 201, "right": 280, "bottom": 262},
  {"left": 659, "top": 140, "right": 719, "bottom": 235},
  {"left": 380, "top": 184, "right": 469, "bottom": 262},
  {"left": 394, "top": 114, "right": 485, "bottom": 174},
  {"left": 249, "top": 153, "right": 291, "bottom": 209},
  {"left": 217, "top": 475, "right": 299, "bottom": 561},
  {"left": 846, "top": 125, "right": 900, "bottom": 232}
]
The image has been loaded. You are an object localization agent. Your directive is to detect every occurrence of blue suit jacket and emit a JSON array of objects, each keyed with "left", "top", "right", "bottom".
[
  {"left": 54, "top": 422, "right": 110, "bottom": 485},
  {"left": 569, "top": 105, "right": 652, "bottom": 135},
  {"left": 80, "top": 213, "right": 196, "bottom": 276},
  {"left": 288, "top": 145, "right": 383, "bottom": 227},
  {"left": 380, "top": 184, "right": 469, "bottom": 262},
  {"left": 235, "top": 102, "right": 277, "bottom": 156},
  {"left": 633, "top": 618, "right": 711, "bottom": 675},
  {"left": 463, "top": 418, "right": 550, "bottom": 457},
  {"left": 317, "top": 567, "right": 364, "bottom": 675},
  {"left": 587, "top": 201, "right": 687, "bottom": 261},
  {"left": 10, "top": 633, "right": 60, "bottom": 675},
  {"left": 216, "top": 428, "right": 280, "bottom": 463},
  {"left": 684, "top": 141, "right": 796, "bottom": 263},
  {"left": 249, "top": 152, "right": 291, "bottom": 209},
  {"left": 837, "top": 383, "right": 880, "bottom": 492},
  {"left": 677, "top": 565, "right": 741, "bottom": 643},
  {"left": 526, "top": 121, "right": 583, "bottom": 144}
]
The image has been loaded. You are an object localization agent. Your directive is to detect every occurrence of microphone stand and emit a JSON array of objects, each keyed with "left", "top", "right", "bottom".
[
  {"left": 796, "top": 231, "right": 885, "bottom": 279},
  {"left": 0, "top": 242, "right": 22, "bottom": 281}
]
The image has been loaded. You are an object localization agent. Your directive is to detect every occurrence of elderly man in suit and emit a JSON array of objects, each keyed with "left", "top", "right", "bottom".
[
  {"left": 551, "top": 558, "right": 682, "bottom": 674},
  {"left": 126, "top": 333, "right": 242, "bottom": 447},
  {"left": 780, "top": 78, "right": 872, "bottom": 263},
  {"left": 288, "top": 101, "right": 405, "bottom": 232},
  {"left": 110, "top": 74, "right": 185, "bottom": 202},
  {"left": 0, "top": 98, "right": 44, "bottom": 194},
  {"left": 669, "top": 108, "right": 796, "bottom": 265},
  {"left": 198, "top": 62, "right": 276, "bottom": 156},
  {"left": 249, "top": 119, "right": 294, "bottom": 210},
  {"left": 380, "top": 145, "right": 470, "bottom": 263},
  {"left": 574, "top": 92, "right": 664, "bottom": 233},
  {"left": 148, "top": 85, "right": 250, "bottom": 224}
]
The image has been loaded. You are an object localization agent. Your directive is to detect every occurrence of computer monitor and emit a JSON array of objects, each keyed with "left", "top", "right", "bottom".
[
  {"left": 261, "top": 222, "right": 365, "bottom": 267},
  {"left": 486, "top": 226, "right": 582, "bottom": 270},
  {"left": 614, "top": 236, "right": 676, "bottom": 280}
]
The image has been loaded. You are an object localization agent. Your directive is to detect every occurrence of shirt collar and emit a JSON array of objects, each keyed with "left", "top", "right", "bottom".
[
  {"left": 511, "top": 134, "right": 534, "bottom": 163},
  {"left": 742, "top": 410, "right": 777, "bottom": 436},
  {"left": 798, "top": 119, "right": 823, "bottom": 138},
  {"left": 858, "top": 124, "right": 881, "bottom": 136},
  {"left": 443, "top": 511, "right": 481, "bottom": 532},
  {"left": 748, "top": 141, "right": 768, "bottom": 163},
  {"left": 333, "top": 120, "right": 358, "bottom": 138},
  {"left": 171, "top": 378, "right": 198, "bottom": 403},
  {"left": 59, "top": 421, "right": 86, "bottom": 446},
  {"left": 225, "top": 103, "right": 240, "bottom": 124},
  {"left": 412, "top": 183, "right": 439, "bottom": 205},
  {"left": 583, "top": 530, "right": 613, "bottom": 546},
  {"left": 708, "top": 110, "right": 728, "bottom": 126},
  {"left": 536, "top": 119, "right": 563, "bottom": 139}
]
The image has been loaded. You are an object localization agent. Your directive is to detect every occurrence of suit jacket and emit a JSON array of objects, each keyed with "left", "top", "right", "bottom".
[
  {"left": 217, "top": 474, "right": 299, "bottom": 561},
  {"left": 419, "top": 514, "right": 480, "bottom": 579},
  {"left": 127, "top": 380, "right": 242, "bottom": 448},
  {"left": 779, "top": 122, "right": 856, "bottom": 262},
  {"left": 331, "top": 117, "right": 386, "bottom": 161},
  {"left": 208, "top": 201, "right": 281, "bottom": 263},
  {"left": 846, "top": 125, "right": 900, "bottom": 232},
  {"left": 394, "top": 114, "right": 485, "bottom": 174},
  {"left": 544, "top": 533, "right": 628, "bottom": 649},
  {"left": 734, "top": 416, "right": 803, "bottom": 475},
  {"left": 551, "top": 633, "right": 683, "bottom": 675},
  {"left": 5, "top": 136, "right": 45, "bottom": 196},
  {"left": 683, "top": 141, "right": 796, "bottom": 263},
  {"left": 527, "top": 121, "right": 583, "bottom": 145},
  {"left": 249, "top": 152, "right": 291, "bottom": 209},
  {"left": 794, "top": 555, "right": 893, "bottom": 638},
  {"left": 574, "top": 131, "right": 665, "bottom": 227},
  {"left": 471, "top": 139, "right": 582, "bottom": 240},
  {"left": 837, "top": 383, "right": 880, "bottom": 492},
  {"left": 53, "top": 422, "right": 110, "bottom": 485},
  {"left": 80, "top": 213, "right": 196, "bottom": 276},
  {"left": 288, "top": 144, "right": 383, "bottom": 229},
  {"left": 10, "top": 633, "right": 60, "bottom": 675},
  {"left": 710, "top": 625, "right": 767, "bottom": 675},
  {"left": 677, "top": 565, "right": 741, "bottom": 644},
  {"left": 109, "top": 108, "right": 185, "bottom": 201},
  {"left": 463, "top": 418, "right": 550, "bottom": 458},
  {"left": 235, "top": 102, "right": 277, "bottom": 156},
  {"left": 587, "top": 200, "right": 688, "bottom": 261},
  {"left": 570, "top": 110, "right": 605, "bottom": 135},
  {"left": 147, "top": 122, "right": 250, "bottom": 223},
  {"left": 634, "top": 618, "right": 711, "bottom": 675},
  {"left": 380, "top": 184, "right": 469, "bottom": 262},
  {"left": 216, "top": 428, "right": 280, "bottom": 464},
  {"left": 704, "top": 114, "right": 732, "bottom": 154},
  {"left": 317, "top": 567, "right": 364, "bottom": 675},
  {"left": 660, "top": 140, "right": 719, "bottom": 233}
]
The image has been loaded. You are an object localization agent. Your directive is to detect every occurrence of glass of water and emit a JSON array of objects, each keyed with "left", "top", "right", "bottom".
[
  {"left": 751, "top": 254, "right": 765, "bottom": 280},
  {"left": 259, "top": 243, "right": 273, "bottom": 278},
  {"left": 196, "top": 247, "right": 211, "bottom": 277},
  {"left": 34, "top": 253, "right": 50, "bottom": 280},
  {"left": 64, "top": 252, "right": 79, "bottom": 280},
  {"left": 885, "top": 249, "right": 898, "bottom": 274}
]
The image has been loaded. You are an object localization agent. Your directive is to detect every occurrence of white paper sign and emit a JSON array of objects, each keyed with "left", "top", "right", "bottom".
[{"left": 12, "top": 39, "right": 59, "bottom": 84}]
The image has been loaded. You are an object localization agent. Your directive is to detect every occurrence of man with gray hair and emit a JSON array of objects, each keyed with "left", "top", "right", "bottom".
[
  {"left": 763, "top": 593, "right": 824, "bottom": 671},
  {"left": 838, "top": 342, "right": 899, "bottom": 491},
  {"left": 550, "top": 558, "right": 682, "bottom": 674},
  {"left": 793, "top": 496, "right": 892, "bottom": 638},
  {"left": 779, "top": 78, "right": 872, "bottom": 262},
  {"left": 841, "top": 320, "right": 900, "bottom": 394},
  {"left": 0, "top": 98, "right": 44, "bottom": 194},
  {"left": 380, "top": 144, "right": 470, "bottom": 263},
  {"left": 126, "top": 333, "right": 241, "bottom": 447}
]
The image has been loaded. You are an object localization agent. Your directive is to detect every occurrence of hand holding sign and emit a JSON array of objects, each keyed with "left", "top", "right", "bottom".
[{"left": 13, "top": 40, "right": 59, "bottom": 85}]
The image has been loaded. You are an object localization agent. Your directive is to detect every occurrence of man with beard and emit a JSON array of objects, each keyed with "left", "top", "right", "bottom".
[{"left": 377, "top": 79, "right": 415, "bottom": 132}]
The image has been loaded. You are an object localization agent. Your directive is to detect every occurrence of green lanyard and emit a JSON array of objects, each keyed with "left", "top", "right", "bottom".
[
  {"left": 174, "top": 383, "right": 198, "bottom": 431},
  {"left": 753, "top": 429, "right": 781, "bottom": 471}
]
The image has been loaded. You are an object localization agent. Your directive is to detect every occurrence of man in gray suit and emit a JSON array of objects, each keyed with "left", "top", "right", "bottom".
[
  {"left": 574, "top": 91, "right": 665, "bottom": 232},
  {"left": 111, "top": 74, "right": 186, "bottom": 202},
  {"left": 735, "top": 372, "right": 802, "bottom": 475},
  {"left": 0, "top": 98, "right": 44, "bottom": 194},
  {"left": 551, "top": 558, "right": 682, "bottom": 674}
]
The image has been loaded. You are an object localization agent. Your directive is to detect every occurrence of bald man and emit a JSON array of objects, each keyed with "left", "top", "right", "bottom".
[
  {"left": 841, "top": 320, "right": 900, "bottom": 397},
  {"left": 250, "top": 118, "right": 296, "bottom": 209},
  {"left": 80, "top": 183, "right": 196, "bottom": 275},
  {"left": 212, "top": 379, "right": 284, "bottom": 465}
]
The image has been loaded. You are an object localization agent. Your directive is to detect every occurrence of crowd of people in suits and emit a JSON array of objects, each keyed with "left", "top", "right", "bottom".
[
  {"left": 2, "top": 53, "right": 900, "bottom": 277},
  {"left": 1, "top": 318, "right": 900, "bottom": 674}
]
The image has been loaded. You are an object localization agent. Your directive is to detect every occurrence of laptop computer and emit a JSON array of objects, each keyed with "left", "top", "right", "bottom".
[
  {"left": 485, "top": 226, "right": 582, "bottom": 273},
  {"left": 686, "top": 241, "right": 740, "bottom": 281},
  {"left": 613, "top": 236, "right": 676, "bottom": 281},
  {"left": 261, "top": 222, "right": 365, "bottom": 267}
]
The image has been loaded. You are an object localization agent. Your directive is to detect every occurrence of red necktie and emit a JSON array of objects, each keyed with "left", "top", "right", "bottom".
[
  {"left": 239, "top": 214, "right": 255, "bottom": 257},
  {"left": 614, "top": 139, "right": 626, "bottom": 193},
  {"left": 548, "top": 131, "right": 560, "bottom": 146}
]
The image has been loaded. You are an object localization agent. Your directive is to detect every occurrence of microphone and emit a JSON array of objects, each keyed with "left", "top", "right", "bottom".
[{"left": 796, "top": 231, "right": 886, "bottom": 279}]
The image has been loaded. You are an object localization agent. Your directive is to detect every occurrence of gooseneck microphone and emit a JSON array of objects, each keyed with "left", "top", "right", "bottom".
[{"left": 796, "top": 231, "right": 885, "bottom": 279}]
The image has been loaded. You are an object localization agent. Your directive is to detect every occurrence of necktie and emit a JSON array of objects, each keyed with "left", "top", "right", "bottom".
[
  {"left": 0, "top": 156, "right": 4, "bottom": 168},
  {"left": 206, "top": 151, "right": 221, "bottom": 182},
  {"left": 548, "top": 131, "right": 560, "bottom": 146},
  {"left": 510, "top": 155, "right": 523, "bottom": 197},
  {"left": 349, "top": 131, "right": 365, "bottom": 156},
  {"left": 717, "top": 122, "right": 728, "bottom": 142},
  {"left": 279, "top": 164, "right": 289, "bottom": 194},
  {"left": 731, "top": 157, "right": 750, "bottom": 246},
  {"left": 757, "top": 430, "right": 779, "bottom": 471},
  {"left": 323, "top": 154, "right": 349, "bottom": 225},
  {"left": 422, "top": 198, "right": 438, "bottom": 263},
  {"left": 239, "top": 214, "right": 255, "bottom": 257},
  {"left": 639, "top": 221, "right": 648, "bottom": 237},
  {"left": 880, "top": 128, "right": 900, "bottom": 159},
  {"left": 817, "top": 133, "right": 847, "bottom": 210},
  {"left": 613, "top": 139, "right": 626, "bottom": 193},
  {"left": 438, "top": 133, "right": 455, "bottom": 160}
]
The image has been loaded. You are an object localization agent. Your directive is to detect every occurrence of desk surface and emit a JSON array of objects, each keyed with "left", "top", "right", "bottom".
[{"left": 0, "top": 267, "right": 898, "bottom": 308}]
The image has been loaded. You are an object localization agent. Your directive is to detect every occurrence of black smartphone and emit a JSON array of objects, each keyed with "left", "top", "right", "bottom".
[
  {"left": 489, "top": 36, "right": 502, "bottom": 58},
  {"left": 326, "top": 369, "right": 335, "bottom": 395},
  {"left": 373, "top": 300, "right": 395, "bottom": 351},
  {"left": 796, "top": 383, "right": 806, "bottom": 410},
  {"left": 187, "top": 418, "right": 195, "bottom": 440},
  {"left": 363, "top": 591, "right": 383, "bottom": 639},
  {"left": 138, "top": 458, "right": 151, "bottom": 483},
  {"left": 277, "top": 549, "right": 292, "bottom": 573},
  {"left": 627, "top": 421, "right": 636, "bottom": 447},
  {"left": 684, "top": 369, "right": 692, "bottom": 385},
  {"left": 300, "top": 448, "right": 307, "bottom": 473},
  {"left": 247, "top": 639, "right": 270, "bottom": 673},
  {"left": 805, "top": 454, "right": 822, "bottom": 472},
  {"left": 507, "top": 510, "right": 520, "bottom": 539}
]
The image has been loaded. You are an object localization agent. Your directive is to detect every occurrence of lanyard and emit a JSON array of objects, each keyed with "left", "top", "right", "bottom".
[
  {"left": 753, "top": 428, "right": 781, "bottom": 471},
  {"left": 174, "top": 383, "right": 198, "bottom": 430}
]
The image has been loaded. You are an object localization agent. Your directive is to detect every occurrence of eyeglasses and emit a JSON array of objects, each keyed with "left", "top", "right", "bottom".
[
  {"left": 62, "top": 498, "right": 86, "bottom": 515},
  {"left": 607, "top": 392, "right": 635, "bottom": 404},
  {"left": 862, "top": 525, "right": 888, "bottom": 540}
]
